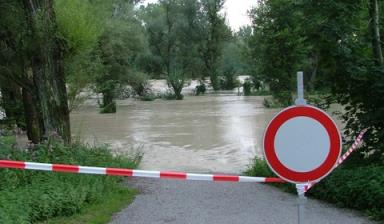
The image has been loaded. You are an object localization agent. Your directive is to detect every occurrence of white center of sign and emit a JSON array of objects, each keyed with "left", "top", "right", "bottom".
[{"left": 274, "top": 116, "right": 330, "bottom": 172}]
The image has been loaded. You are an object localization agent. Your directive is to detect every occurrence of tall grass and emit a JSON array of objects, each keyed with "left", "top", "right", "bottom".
[{"left": 0, "top": 136, "right": 140, "bottom": 223}]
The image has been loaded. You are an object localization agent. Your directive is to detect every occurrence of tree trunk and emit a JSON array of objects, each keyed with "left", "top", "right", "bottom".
[
  {"left": 369, "top": 0, "right": 384, "bottom": 66},
  {"left": 22, "top": 87, "right": 41, "bottom": 143},
  {"left": 23, "top": 0, "right": 71, "bottom": 144},
  {"left": 100, "top": 91, "right": 116, "bottom": 113}
]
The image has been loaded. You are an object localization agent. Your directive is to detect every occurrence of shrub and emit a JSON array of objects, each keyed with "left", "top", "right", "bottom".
[
  {"left": 195, "top": 83, "right": 206, "bottom": 96},
  {"left": 100, "top": 101, "right": 116, "bottom": 113},
  {"left": 243, "top": 79, "right": 252, "bottom": 96},
  {"left": 167, "top": 71, "right": 185, "bottom": 100},
  {"left": 245, "top": 157, "right": 384, "bottom": 221},
  {"left": 0, "top": 136, "right": 140, "bottom": 223},
  {"left": 158, "top": 89, "right": 183, "bottom": 100},
  {"left": 140, "top": 92, "right": 157, "bottom": 101},
  {"left": 308, "top": 165, "right": 384, "bottom": 220}
]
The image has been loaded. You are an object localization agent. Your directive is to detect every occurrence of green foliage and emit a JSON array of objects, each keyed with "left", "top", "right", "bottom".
[
  {"left": 246, "top": 155, "right": 384, "bottom": 221},
  {"left": 242, "top": 79, "right": 253, "bottom": 96},
  {"left": 128, "top": 72, "right": 150, "bottom": 97},
  {"left": 195, "top": 82, "right": 207, "bottom": 95},
  {"left": 248, "top": 0, "right": 384, "bottom": 162},
  {"left": 244, "top": 157, "right": 275, "bottom": 177},
  {"left": 167, "top": 70, "right": 185, "bottom": 100},
  {"left": 158, "top": 90, "right": 184, "bottom": 101},
  {"left": 219, "top": 67, "right": 237, "bottom": 90},
  {"left": 100, "top": 101, "right": 117, "bottom": 114},
  {"left": 0, "top": 136, "right": 140, "bottom": 223},
  {"left": 248, "top": 0, "right": 309, "bottom": 105},
  {"left": 308, "top": 165, "right": 384, "bottom": 220},
  {"left": 40, "top": 187, "right": 136, "bottom": 224}
]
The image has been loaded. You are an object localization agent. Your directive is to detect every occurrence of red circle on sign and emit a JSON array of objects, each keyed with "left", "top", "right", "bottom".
[{"left": 263, "top": 105, "right": 341, "bottom": 183}]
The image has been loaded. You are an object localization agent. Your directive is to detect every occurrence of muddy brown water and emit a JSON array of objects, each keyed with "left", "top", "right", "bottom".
[{"left": 71, "top": 95, "right": 342, "bottom": 174}]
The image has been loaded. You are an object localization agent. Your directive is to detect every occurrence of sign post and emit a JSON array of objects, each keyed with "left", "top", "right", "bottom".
[
  {"left": 295, "top": 71, "right": 307, "bottom": 224},
  {"left": 263, "top": 71, "right": 342, "bottom": 224}
]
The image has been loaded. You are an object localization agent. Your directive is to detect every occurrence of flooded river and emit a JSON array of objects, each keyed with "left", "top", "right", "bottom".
[{"left": 71, "top": 95, "right": 279, "bottom": 173}]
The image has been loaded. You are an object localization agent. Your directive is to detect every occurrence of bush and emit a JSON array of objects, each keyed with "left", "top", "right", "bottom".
[
  {"left": 195, "top": 83, "right": 206, "bottom": 96},
  {"left": 245, "top": 157, "right": 384, "bottom": 221},
  {"left": 0, "top": 136, "right": 140, "bottom": 223},
  {"left": 100, "top": 101, "right": 116, "bottom": 113},
  {"left": 308, "top": 165, "right": 384, "bottom": 220},
  {"left": 243, "top": 79, "right": 252, "bottom": 96},
  {"left": 140, "top": 92, "right": 157, "bottom": 101},
  {"left": 167, "top": 71, "right": 185, "bottom": 100},
  {"left": 158, "top": 90, "right": 184, "bottom": 100}
]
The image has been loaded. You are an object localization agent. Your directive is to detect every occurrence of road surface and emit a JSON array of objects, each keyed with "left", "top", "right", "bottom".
[{"left": 110, "top": 178, "right": 376, "bottom": 224}]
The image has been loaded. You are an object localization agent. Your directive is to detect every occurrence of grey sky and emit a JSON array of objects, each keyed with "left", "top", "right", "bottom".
[{"left": 140, "top": 0, "right": 257, "bottom": 30}]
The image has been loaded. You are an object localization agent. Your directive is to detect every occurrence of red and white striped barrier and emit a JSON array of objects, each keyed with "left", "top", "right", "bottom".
[
  {"left": 304, "top": 129, "right": 368, "bottom": 192},
  {"left": 0, "top": 160, "right": 285, "bottom": 183}
]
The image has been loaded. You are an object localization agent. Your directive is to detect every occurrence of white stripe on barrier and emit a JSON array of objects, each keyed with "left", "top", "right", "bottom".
[
  {"left": 25, "top": 162, "right": 52, "bottom": 171},
  {"left": 79, "top": 166, "right": 106, "bottom": 175},
  {"left": 239, "top": 176, "right": 266, "bottom": 183},
  {"left": 187, "top": 173, "right": 213, "bottom": 181},
  {"left": 133, "top": 170, "right": 160, "bottom": 178}
]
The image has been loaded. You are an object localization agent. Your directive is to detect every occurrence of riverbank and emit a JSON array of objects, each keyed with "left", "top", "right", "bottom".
[{"left": 0, "top": 135, "right": 140, "bottom": 224}]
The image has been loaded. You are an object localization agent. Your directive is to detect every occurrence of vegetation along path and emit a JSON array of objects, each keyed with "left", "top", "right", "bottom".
[{"left": 110, "top": 178, "right": 376, "bottom": 224}]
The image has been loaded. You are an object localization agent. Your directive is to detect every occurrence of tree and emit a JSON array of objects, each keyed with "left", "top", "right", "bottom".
[
  {"left": 197, "top": 0, "right": 228, "bottom": 90},
  {"left": 23, "top": 0, "right": 71, "bottom": 143},
  {"left": 0, "top": 0, "right": 71, "bottom": 143},
  {"left": 141, "top": 0, "right": 197, "bottom": 99},
  {"left": 248, "top": 0, "right": 308, "bottom": 106}
]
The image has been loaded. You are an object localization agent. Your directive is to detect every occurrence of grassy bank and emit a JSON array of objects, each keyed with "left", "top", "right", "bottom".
[
  {"left": 245, "top": 158, "right": 384, "bottom": 221},
  {"left": 0, "top": 135, "right": 140, "bottom": 224}
]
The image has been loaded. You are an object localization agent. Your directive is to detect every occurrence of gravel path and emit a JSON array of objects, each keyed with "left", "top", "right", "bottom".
[{"left": 110, "top": 178, "right": 376, "bottom": 224}]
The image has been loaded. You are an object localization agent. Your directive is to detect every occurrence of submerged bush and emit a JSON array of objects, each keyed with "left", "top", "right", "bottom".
[
  {"left": 0, "top": 136, "right": 140, "bottom": 223},
  {"left": 242, "top": 79, "right": 252, "bottom": 96},
  {"left": 195, "top": 83, "right": 206, "bottom": 96}
]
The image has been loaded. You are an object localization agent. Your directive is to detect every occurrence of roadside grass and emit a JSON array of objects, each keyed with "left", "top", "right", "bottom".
[
  {"left": 40, "top": 187, "right": 137, "bottom": 224},
  {"left": 0, "top": 135, "right": 141, "bottom": 224}
]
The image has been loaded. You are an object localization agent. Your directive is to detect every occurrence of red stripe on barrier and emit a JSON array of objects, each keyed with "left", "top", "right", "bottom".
[
  {"left": 52, "top": 164, "right": 79, "bottom": 173},
  {"left": 213, "top": 175, "right": 239, "bottom": 182},
  {"left": 265, "top": 177, "right": 285, "bottom": 183},
  {"left": 160, "top": 172, "right": 187, "bottom": 180},
  {"left": 0, "top": 160, "right": 25, "bottom": 169},
  {"left": 106, "top": 168, "right": 133, "bottom": 176}
]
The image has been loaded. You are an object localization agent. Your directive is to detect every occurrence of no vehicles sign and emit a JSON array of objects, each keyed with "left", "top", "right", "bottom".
[{"left": 263, "top": 105, "right": 341, "bottom": 184}]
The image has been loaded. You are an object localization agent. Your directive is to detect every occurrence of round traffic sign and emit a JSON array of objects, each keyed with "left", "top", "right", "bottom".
[{"left": 263, "top": 105, "right": 341, "bottom": 183}]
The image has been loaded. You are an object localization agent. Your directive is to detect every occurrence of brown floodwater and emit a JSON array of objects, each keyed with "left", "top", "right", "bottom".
[
  {"left": 71, "top": 95, "right": 280, "bottom": 174},
  {"left": 71, "top": 95, "right": 348, "bottom": 174}
]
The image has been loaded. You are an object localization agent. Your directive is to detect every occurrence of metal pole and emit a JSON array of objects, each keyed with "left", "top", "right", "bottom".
[
  {"left": 295, "top": 71, "right": 307, "bottom": 105},
  {"left": 296, "top": 184, "right": 307, "bottom": 224}
]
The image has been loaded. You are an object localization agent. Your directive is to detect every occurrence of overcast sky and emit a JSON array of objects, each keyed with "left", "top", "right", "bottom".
[{"left": 140, "top": 0, "right": 257, "bottom": 31}]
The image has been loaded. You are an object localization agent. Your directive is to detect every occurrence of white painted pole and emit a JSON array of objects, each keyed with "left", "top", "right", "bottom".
[
  {"left": 296, "top": 184, "right": 307, "bottom": 224},
  {"left": 295, "top": 71, "right": 307, "bottom": 105}
]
